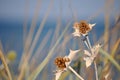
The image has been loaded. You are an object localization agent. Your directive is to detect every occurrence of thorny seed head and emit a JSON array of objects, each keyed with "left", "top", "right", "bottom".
[
  {"left": 73, "top": 20, "right": 95, "bottom": 37},
  {"left": 54, "top": 57, "right": 70, "bottom": 70},
  {"left": 79, "top": 20, "right": 90, "bottom": 34}
]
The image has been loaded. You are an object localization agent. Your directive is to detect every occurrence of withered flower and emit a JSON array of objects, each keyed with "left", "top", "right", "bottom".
[
  {"left": 79, "top": 20, "right": 90, "bottom": 34},
  {"left": 54, "top": 49, "right": 81, "bottom": 80},
  {"left": 73, "top": 20, "right": 96, "bottom": 37},
  {"left": 54, "top": 57, "right": 70, "bottom": 70}
]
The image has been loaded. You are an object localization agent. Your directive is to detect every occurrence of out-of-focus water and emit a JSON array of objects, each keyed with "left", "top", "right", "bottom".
[{"left": 0, "top": 17, "right": 107, "bottom": 61}]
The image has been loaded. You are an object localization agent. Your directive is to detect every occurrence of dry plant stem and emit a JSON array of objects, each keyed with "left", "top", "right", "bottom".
[
  {"left": 83, "top": 35, "right": 99, "bottom": 80},
  {"left": 83, "top": 35, "right": 92, "bottom": 49},
  {"left": 94, "top": 62, "right": 98, "bottom": 80},
  {"left": 18, "top": 59, "right": 28, "bottom": 80},
  {"left": 111, "top": 39, "right": 120, "bottom": 57},
  {"left": 86, "top": 35, "right": 92, "bottom": 49},
  {"left": 0, "top": 50, "right": 12, "bottom": 80},
  {"left": 1, "top": 71, "right": 8, "bottom": 80},
  {"left": 94, "top": 61, "right": 98, "bottom": 80},
  {"left": 68, "top": 66, "right": 84, "bottom": 80}
]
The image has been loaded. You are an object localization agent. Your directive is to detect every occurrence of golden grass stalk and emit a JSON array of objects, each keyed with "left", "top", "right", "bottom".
[
  {"left": 18, "top": 0, "right": 54, "bottom": 79},
  {"left": 0, "top": 70, "right": 9, "bottom": 80},
  {"left": 111, "top": 38, "right": 120, "bottom": 57},
  {"left": 0, "top": 50, "right": 12, "bottom": 80},
  {"left": 17, "top": 61, "right": 28, "bottom": 80},
  {"left": 19, "top": 0, "right": 42, "bottom": 69}
]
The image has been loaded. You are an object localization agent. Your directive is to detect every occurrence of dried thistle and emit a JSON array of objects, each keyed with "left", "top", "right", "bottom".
[
  {"left": 79, "top": 20, "right": 90, "bottom": 34},
  {"left": 54, "top": 57, "right": 70, "bottom": 70},
  {"left": 73, "top": 20, "right": 96, "bottom": 37},
  {"left": 54, "top": 49, "right": 84, "bottom": 80}
]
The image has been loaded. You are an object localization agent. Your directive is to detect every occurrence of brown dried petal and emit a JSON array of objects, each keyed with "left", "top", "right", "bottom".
[
  {"left": 86, "top": 27, "right": 90, "bottom": 31},
  {"left": 79, "top": 20, "right": 90, "bottom": 34},
  {"left": 54, "top": 57, "right": 66, "bottom": 69},
  {"left": 80, "top": 28, "right": 86, "bottom": 34}
]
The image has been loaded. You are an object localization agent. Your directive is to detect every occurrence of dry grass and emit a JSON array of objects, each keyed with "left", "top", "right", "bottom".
[{"left": 0, "top": 50, "right": 12, "bottom": 80}]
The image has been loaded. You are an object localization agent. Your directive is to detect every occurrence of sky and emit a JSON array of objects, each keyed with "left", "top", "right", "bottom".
[
  {"left": 0, "top": 0, "right": 119, "bottom": 22},
  {"left": 0, "top": 0, "right": 116, "bottom": 20}
]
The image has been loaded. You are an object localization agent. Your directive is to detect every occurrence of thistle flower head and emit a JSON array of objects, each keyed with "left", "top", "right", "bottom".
[
  {"left": 79, "top": 20, "right": 90, "bottom": 34},
  {"left": 83, "top": 44, "right": 101, "bottom": 67},
  {"left": 54, "top": 49, "right": 80, "bottom": 80},
  {"left": 72, "top": 20, "right": 96, "bottom": 37},
  {"left": 54, "top": 57, "right": 70, "bottom": 70}
]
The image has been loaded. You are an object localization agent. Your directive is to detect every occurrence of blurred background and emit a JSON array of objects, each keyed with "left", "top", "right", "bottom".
[{"left": 0, "top": 0, "right": 120, "bottom": 80}]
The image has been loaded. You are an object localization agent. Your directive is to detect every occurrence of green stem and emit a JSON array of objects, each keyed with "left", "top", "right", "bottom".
[{"left": 99, "top": 48, "right": 120, "bottom": 71}]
